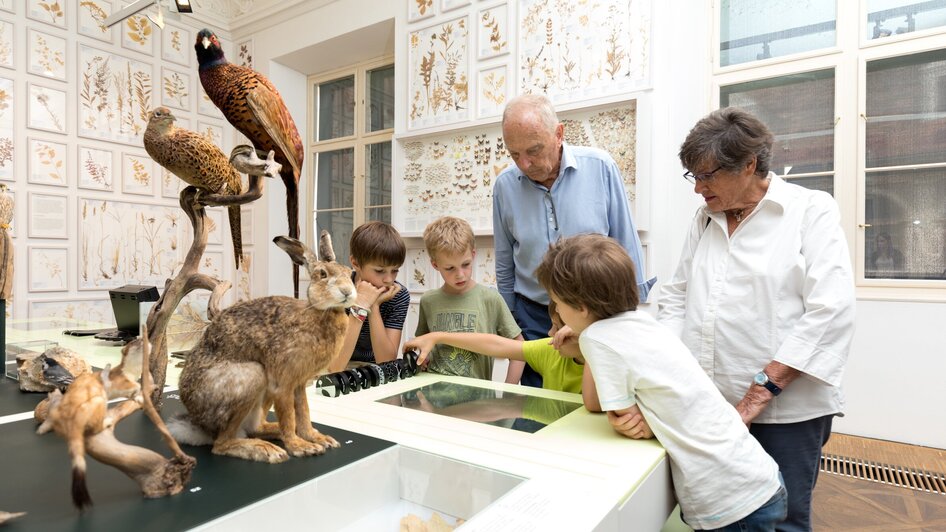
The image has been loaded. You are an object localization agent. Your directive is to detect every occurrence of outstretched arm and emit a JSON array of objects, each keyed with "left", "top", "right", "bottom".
[
  {"left": 404, "top": 332, "right": 526, "bottom": 365},
  {"left": 504, "top": 335, "right": 526, "bottom": 384}
]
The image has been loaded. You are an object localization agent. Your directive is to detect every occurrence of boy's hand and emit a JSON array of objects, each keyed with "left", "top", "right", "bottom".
[
  {"left": 403, "top": 334, "right": 436, "bottom": 365},
  {"left": 354, "top": 280, "right": 386, "bottom": 308},
  {"left": 375, "top": 283, "right": 402, "bottom": 306},
  {"left": 607, "top": 406, "right": 653, "bottom": 440},
  {"left": 550, "top": 325, "right": 577, "bottom": 351}
]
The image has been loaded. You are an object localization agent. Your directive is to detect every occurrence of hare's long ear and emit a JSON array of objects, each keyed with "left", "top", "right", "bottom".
[
  {"left": 318, "top": 230, "right": 336, "bottom": 263},
  {"left": 273, "top": 236, "right": 319, "bottom": 267},
  {"left": 118, "top": 339, "right": 143, "bottom": 380},
  {"left": 101, "top": 364, "right": 113, "bottom": 393}
]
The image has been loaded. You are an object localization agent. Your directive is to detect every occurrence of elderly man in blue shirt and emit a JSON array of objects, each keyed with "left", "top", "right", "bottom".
[{"left": 493, "top": 94, "right": 654, "bottom": 388}]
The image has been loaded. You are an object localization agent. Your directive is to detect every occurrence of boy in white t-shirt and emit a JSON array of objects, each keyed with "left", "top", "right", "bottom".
[{"left": 536, "top": 234, "right": 786, "bottom": 531}]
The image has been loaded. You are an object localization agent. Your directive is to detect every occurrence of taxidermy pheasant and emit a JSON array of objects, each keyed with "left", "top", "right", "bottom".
[
  {"left": 143, "top": 107, "right": 243, "bottom": 268},
  {"left": 195, "top": 28, "right": 304, "bottom": 297}
]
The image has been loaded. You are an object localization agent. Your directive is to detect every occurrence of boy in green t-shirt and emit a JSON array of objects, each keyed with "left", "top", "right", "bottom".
[{"left": 415, "top": 216, "right": 524, "bottom": 382}]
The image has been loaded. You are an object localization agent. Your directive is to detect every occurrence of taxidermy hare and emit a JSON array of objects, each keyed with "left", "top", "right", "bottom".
[{"left": 170, "top": 233, "right": 356, "bottom": 463}]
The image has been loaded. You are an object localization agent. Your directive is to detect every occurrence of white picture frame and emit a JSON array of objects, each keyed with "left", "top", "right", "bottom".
[
  {"left": 197, "top": 120, "right": 224, "bottom": 148},
  {"left": 477, "top": 3, "right": 509, "bottom": 60},
  {"left": 77, "top": 144, "right": 114, "bottom": 191},
  {"left": 0, "top": 0, "right": 14, "bottom": 14},
  {"left": 27, "top": 82, "right": 67, "bottom": 134},
  {"left": 407, "top": 0, "right": 435, "bottom": 23},
  {"left": 161, "top": 22, "right": 191, "bottom": 67},
  {"left": 207, "top": 208, "right": 224, "bottom": 245},
  {"left": 236, "top": 249, "right": 253, "bottom": 302},
  {"left": 120, "top": 13, "right": 154, "bottom": 55},
  {"left": 77, "top": 0, "right": 114, "bottom": 43},
  {"left": 200, "top": 250, "right": 224, "bottom": 279},
  {"left": 160, "top": 167, "right": 181, "bottom": 199},
  {"left": 197, "top": 84, "right": 221, "bottom": 118},
  {"left": 28, "top": 246, "right": 68, "bottom": 292},
  {"left": 477, "top": 64, "right": 509, "bottom": 119},
  {"left": 441, "top": 0, "right": 471, "bottom": 12},
  {"left": 407, "top": 16, "right": 471, "bottom": 130},
  {"left": 236, "top": 39, "right": 253, "bottom": 68},
  {"left": 28, "top": 191, "right": 68, "bottom": 239},
  {"left": 27, "top": 0, "right": 67, "bottom": 29},
  {"left": 27, "top": 137, "right": 68, "bottom": 187},
  {"left": 29, "top": 298, "right": 115, "bottom": 326},
  {"left": 28, "top": 28, "right": 67, "bottom": 81},
  {"left": 161, "top": 65, "right": 191, "bottom": 111},
  {"left": 78, "top": 44, "right": 153, "bottom": 146},
  {"left": 121, "top": 151, "right": 155, "bottom": 196},
  {"left": 0, "top": 77, "right": 13, "bottom": 181},
  {"left": 240, "top": 207, "right": 253, "bottom": 245},
  {"left": 0, "top": 20, "right": 14, "bottom": 70}
]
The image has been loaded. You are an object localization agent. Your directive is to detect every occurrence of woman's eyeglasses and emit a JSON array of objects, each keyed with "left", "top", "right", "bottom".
[{"left": 682, "top": 166, "right": 723, "bottom": 184}]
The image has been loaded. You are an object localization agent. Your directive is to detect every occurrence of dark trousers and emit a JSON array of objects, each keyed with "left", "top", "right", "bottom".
[
  {"left": 750, "top": 415, "right": 834, "bottom": 532},
  {"left": 512, "top": 294, "right": 549, "bottom": 388}
]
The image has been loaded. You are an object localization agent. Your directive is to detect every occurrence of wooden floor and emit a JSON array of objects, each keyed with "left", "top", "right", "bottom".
[{"left": 813, "top": 433, "right": 946, "bottom": 531}]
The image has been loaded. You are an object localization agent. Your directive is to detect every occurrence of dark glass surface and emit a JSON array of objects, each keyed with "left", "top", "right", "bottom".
[{"left": 378, "top": 381, "right": 582, "bottom": 433}]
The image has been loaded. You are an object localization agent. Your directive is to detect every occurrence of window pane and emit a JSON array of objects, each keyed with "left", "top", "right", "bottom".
[
  {"left": 720, "top": 0, "right": 836, "bottom": 67},
  {"left": 866, "top": 0, "right": 946, "bottom": 40},
  {"left": 366, "top": 207, "right": 391, "bottom": 224},
  {"left": 316, "top": 210, "right": 354, "bottom": 267},
  {"left": 785, "top": 175, "right": 834, "bottom": 196},
  {"left": 365, "top": 142, "right": 392, "bottom": 208},
  {"left": 317, "top": 76, "right": 354, "bottom": 141},
  {"left": 866, "top": 49, "right": 946, "bottom": 168},
  {"left": 865, "top": 168, "right": 946, "bottom": 280},
  {"left": 316, "top": 148, "right": 354, "bottom": 210},
  {"left": 721, "top": 69, "right": 835, "bottom": 176},
  {"left": 367, "top": 65, "right": 395, "bottom": 132}
]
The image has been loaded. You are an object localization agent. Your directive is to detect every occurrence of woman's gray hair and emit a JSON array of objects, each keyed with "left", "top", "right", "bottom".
[
  {"left": 678, "top": 107, "right": 774, "bottom": 177},
  {"left": 503, "top": 94, "right": 559, "bottom": 132}
]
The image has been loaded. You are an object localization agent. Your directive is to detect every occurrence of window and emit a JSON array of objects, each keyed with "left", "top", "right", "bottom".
[
  {"left": 310, "top": 61, "right": 393, "bottom": 265},
  {"left": 715, "top": 2, "right": 946, "bottom": 295}
]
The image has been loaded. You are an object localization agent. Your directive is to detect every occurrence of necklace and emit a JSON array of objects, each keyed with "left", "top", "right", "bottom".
[{"left": 729, "top": 204, "right": 756, "bottom": 222}]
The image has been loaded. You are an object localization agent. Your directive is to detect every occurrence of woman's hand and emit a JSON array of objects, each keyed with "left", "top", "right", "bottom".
[
  {"left": 607, "top": 405, "right": 653, "bottom": 439},
  {"left": 403, "top": 334, "right": 437, "bottom": 365}
]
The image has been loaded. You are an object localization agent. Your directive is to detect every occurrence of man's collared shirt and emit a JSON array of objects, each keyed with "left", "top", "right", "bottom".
[{"left": 492, "top": 143, "right": 653, "bottom": 307}]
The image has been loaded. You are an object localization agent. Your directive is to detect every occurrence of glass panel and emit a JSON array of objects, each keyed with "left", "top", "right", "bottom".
[
  {"left": 866, "top": 49, "right": 946, "bottom": 168},
  {"left": 721, "top": 69, "right": 835, "bottom": 176},
  {"left": 378, "top": 381, "right": 582, "bottom": 433},
  {"left": 317, "top": 76, "right": 355, "bottom": 141},
  {"left": 366, "top": 65, "right": 395, "bottom": 132},
  {"left": 720, "top": 0, "right": 836, "bottom": 67},
  {"left": 365, "top": 142, "right": 392, "bottom": 208},
  {"left": 865, "top": 168, "right": 946, "bottom": 280},
  {"left": 315, "top": 210, "right": 354, "bottom": 267},
  {"left": 785, "top": 175, "right": 834, "bottom": 196},
  {"left": 866, "top": 0, "right": 946, "bottom": 40},
  {"left": 316, "top": 148, "right": 354, "bottom": 211},
  {"left": 366, "top": 207, "right": 391, "bottom": 223}
]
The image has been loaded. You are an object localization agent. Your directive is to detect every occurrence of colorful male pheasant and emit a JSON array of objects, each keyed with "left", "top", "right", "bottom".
[
  {"left": 143, "top": 107, "right": 243, "bottom": 268},
  {"left": 195, "top": 28, "right": 304, "bottom": 297}
]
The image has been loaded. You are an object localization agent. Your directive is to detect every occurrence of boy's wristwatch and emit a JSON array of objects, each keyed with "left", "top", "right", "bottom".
[
  {"left": 753, "top": 371, "right": 782, "bottom": 396},
  {"left": 348, "top": 305, "right": 370, "bottom": 322}
]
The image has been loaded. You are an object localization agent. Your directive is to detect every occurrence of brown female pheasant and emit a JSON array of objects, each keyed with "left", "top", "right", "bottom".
[
  {"left": 143, "top": 107, "right": 243, "bottom": 268},
  {"left": 195, "top": 28, "right": 304, "bottom": 297}
]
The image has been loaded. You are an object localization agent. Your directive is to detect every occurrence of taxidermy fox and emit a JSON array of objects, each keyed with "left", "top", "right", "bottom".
[{"left": 36, "top": 342, "right": 144, "bottom": 509}]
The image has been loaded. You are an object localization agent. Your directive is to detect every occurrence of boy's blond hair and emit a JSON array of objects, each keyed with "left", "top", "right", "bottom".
[
  {"left": 536, "top": 234, "right": 638, "bottom": 319},
  {"left": 350, "top": 221, "right": 406, "bottom": 267},
  {"left": 422, "top": 216, "right": 475, "bottom": 260}
]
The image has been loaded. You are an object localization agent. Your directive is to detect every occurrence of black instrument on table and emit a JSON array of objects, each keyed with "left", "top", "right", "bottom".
[
  {"left": 315, "top": 351, "right": 420, "bottom": 398},
  {"left": 61, "top": 285, "right": 160, "bottom": 344}
]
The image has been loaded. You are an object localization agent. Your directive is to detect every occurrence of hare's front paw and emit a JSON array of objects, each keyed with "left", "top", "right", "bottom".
[
  {"left": 283, "top": 435, "right": 327, "bottom": 457},
  {"left": 213, "top": 438, "right": 289, "bottom": 463},
  {"left": 299, "top": 426, "right": 340, "bottom": 450}
]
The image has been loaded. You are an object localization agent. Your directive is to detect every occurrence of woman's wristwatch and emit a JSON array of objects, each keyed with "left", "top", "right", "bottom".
[{"left": 753, "top": 371, "right": 782, "bottom": 396}]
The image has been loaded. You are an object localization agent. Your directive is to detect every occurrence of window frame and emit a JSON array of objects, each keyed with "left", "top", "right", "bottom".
[
  {"left": 307, "top": 56, "right": 394, "bottom": 254},
  {"left": 711, "top": 1, "right": 946, "bottom": 300}
]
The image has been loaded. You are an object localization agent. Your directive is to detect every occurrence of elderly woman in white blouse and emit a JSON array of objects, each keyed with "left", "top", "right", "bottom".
[{"left": 658, "top": 107, "right": 856, "bottom": 532}]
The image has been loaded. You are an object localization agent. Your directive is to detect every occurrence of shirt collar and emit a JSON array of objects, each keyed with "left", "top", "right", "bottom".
[
  {"left": 515, "top": 142, "right": 576, "bottom": 183},
  {"left": 700, "top": 171, "right": 790, "bottom": 219}
]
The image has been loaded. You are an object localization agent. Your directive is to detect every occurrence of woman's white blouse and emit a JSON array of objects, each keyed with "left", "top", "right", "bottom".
[{"left": 658, "top": 174, "right": 856, "bottom": 424}]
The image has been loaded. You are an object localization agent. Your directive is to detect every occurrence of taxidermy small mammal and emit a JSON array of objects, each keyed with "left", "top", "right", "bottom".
[
  {"left": 169, "top": 232, "right": 356, "bottom": 463},
  {"left": 36, "top": 346, "right": 143, "bottom": 509}
]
